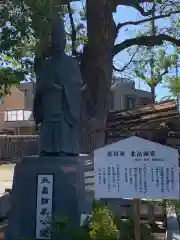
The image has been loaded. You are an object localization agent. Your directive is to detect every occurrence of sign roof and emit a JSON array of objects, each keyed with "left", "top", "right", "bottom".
[{"left": 94, "top": 136, "right": 178, "bottom": 160}]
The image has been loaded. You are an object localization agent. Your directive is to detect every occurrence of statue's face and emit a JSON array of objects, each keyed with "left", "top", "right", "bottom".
[{"left": 51, "top": 15, "right": 66, "bottom": 52}]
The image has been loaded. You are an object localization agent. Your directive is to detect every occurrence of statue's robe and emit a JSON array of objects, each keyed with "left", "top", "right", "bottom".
[{"left": 33, "top": 53, "right": 82, "bottom": 155}]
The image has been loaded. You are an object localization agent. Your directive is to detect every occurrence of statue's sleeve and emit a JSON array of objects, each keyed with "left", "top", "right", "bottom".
[
  {"left": 33, "top": 59, "right": 52, "bottom": 124},
  {"left": 63, "top": 57, "right": 82, "bottom": 124},
  {"left": 33, "top": 84, "right": 43, "bottom": 124},
  {"left": 36, "top": 59, "right": 53, "bottom": 94}
]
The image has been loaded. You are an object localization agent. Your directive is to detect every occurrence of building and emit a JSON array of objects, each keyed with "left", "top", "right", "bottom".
[
  {"left": 0, "top": 85, "right": 35, "bottom": 135},
  {"left": 18, "top": 82, "right": 35, "bottom": 110},
  {"left": 18, "top": 79, "right": 152, "bottom": 113},
  {"left": 110, "top": 77, "right": 152, "bottom": 111},
  {"left": 0, "top": 78, "right": 152, "bottom": 135}
]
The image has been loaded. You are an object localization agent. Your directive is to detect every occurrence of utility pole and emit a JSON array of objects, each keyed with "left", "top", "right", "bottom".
[
  {"left": 176, "top": 60, "right": 180, "bottom": 113},
  {"left": 150, "top": 2, "right": 156, "bottom": 104}
]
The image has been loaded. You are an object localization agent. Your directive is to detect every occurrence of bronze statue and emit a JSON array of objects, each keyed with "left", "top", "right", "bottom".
[{"left": 33, "top": 14, "right": 82, "bottom": 156}]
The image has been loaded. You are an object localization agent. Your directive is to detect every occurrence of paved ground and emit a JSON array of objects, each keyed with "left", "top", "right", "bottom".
[
  {"left": 0, "top": 164, "right": 14, "bottom": 196},
  {"left": 0, "top": 164, "right": 14, "bottom": 240}
]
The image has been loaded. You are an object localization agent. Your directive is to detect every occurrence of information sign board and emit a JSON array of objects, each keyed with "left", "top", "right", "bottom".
[{"left": 94, "top": 136, "right": 179, "bottom": 200}]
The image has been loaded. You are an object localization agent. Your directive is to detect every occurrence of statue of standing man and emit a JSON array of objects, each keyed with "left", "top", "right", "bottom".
[{"left": 33, "top": 14, "right": 82, "bottom": 156}]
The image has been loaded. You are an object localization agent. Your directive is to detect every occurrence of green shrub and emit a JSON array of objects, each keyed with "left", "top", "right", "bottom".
[
  {"left": 89, "top": 201, "right": 120, "bottom": 240},
  {"left": 115, "top": 217, "right": 154, "bottom": 240},
  {"left": 51, "top": 216, "right": 90, "bottom": 240},
  {"left": 51, "top": 201, "right": 154, "bottom": 240}
]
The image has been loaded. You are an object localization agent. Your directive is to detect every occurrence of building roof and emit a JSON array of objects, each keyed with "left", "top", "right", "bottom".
[
  {"left": 111, "top": 76, "right": 135, "bottom": 90},
  {"left": 107, "top": 100, "right": 180, "bottom": 143}
]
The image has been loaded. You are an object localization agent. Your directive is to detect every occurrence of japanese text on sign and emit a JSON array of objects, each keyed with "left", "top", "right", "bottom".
[
  {"left": 94, "top": 136, "right": 179, "bottom": 200},
  {"left": 36, "top": 175, "right": 54, "bottom": 240},
  {"left": 95, "top": 163, "right": 179, "bottom": 199}
]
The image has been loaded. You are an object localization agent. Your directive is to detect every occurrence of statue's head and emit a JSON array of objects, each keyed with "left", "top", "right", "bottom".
[{"left": 51, "top": 14, "right": 66, "bottom": 53}]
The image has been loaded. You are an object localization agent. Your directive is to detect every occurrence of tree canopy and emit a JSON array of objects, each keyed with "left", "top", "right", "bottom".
[
  {"left": 0, "top": 0, "right": 180, "bottom": 149},
  {"left": 0, "top": 0, "right": 179, "bottom": 84}
]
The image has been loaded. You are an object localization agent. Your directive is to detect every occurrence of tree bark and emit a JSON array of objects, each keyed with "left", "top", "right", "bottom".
[
  {"left": 80, "top": 0, "right": 116, "bottom": 152},
  {"left": 33, "top": 1, "right": 117, "bottom": 153},
  {"left": 150, "top": 85, "right": 155, "bottom": 104}
]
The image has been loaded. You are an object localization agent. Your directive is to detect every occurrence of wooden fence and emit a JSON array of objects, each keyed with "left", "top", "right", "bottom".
[
  {"left": 0, "top": 100, "right": 179, "bottom": 161},
  {"left": 0, "top": 135, "right": 38, "bottom": 162}
]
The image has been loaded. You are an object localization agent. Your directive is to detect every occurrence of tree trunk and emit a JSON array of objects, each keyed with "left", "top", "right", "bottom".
[
  {"left": 80, "top": 0, "right": 116, "bottom": 153},
  {"left": 148, "top": 202, "right": 155, "bottom": 227},
  {"left": 150, "top": 85, "right": 155, "bottom": 104}
]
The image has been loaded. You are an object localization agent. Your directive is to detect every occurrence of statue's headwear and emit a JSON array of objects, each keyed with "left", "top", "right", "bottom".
[{"left": 51, "top": 13, "right": 66, "bottom": 52}]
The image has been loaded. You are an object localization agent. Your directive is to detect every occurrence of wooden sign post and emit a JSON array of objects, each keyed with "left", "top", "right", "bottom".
[
  {"left": 134, "top": 199, "right": 141, "bottom": 240},
  {"left": 94, "top": 136, "right": 179, "bottom": 240}
]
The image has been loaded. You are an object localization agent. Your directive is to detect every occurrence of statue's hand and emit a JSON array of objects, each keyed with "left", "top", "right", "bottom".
[{"left": 53, "top": 83, "right": 63, "bottom": 90}]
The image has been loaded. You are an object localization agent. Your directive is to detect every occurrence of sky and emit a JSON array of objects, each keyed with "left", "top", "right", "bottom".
[
  {"left": 113, "top": 5, "right": 172, "bottom": 101},
  {"left": 72, "top": 1, "right": 179, "bottom": 101}
]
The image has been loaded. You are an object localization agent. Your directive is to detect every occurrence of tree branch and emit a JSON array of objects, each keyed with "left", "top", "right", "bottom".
[
  {"left": 154, "top": 69, "right": 169, "bottom": 86},
  {"left": 113, "top": 34, "right": 180, "bottom": 57},
  {"left": 160, "top": 69, "right": 169, "bottom": 78},
  {"left": 116, "top": 10, "right": 180, "bottom": 32},
  {"left": 67, "top": 2, "right": 77, "bottom": 57},
  {"left": 112, "top": 0, "right": 154, "bottom": 16},
  {"left": 113, "top": 47, "right": 139, "bottom": 72},
  {"left": 132, "top": 4, "right": 153, "bottom": 16}
]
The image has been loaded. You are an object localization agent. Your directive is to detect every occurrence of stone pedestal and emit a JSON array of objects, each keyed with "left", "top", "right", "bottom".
[{"left": 6, "top": 155, "right": 88, "bottom": 240}]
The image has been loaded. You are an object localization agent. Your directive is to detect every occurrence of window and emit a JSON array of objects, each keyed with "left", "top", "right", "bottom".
[
  {"left": 5, "top": 110, "right": 32, "bottom": 121},
  {"left": 20, "top": 89, "right": 27, "bottom": 96},
  {"left": 7, "top": 110, "right": 16, "bottom": 121},
  {"left": 5, "top": 110, "right": 24, "bottom": 121},
  {"left": 125, "top": 96, "right": 136, "bottom": 109},
  {"left": 11, "top": 111, "right": 17, "bottom": 121},
  {"left": 4, "top": 111, "right": 7, "bottom": 121},
  {"left": 24, "top": 110, "right": 32, "bottom": 120},
  {"left": 17, "top": 110, "right": 24, "bottom": 120},
  {"left": 0, "top": 96, "right": 4, "bottom": 104}
]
